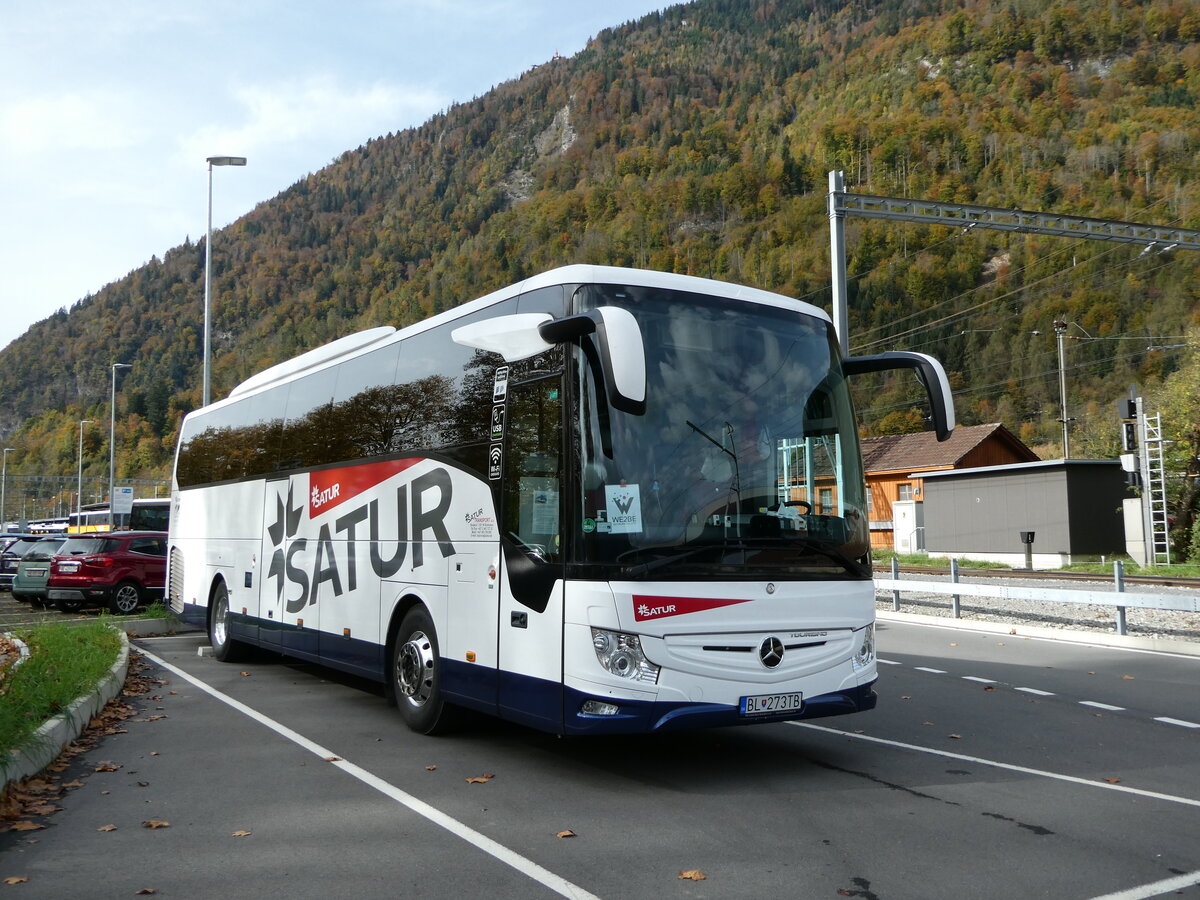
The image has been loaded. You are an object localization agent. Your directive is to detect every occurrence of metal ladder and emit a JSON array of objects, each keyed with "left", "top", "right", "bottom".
[{"left": 1144, "top": 413, "right": 1172, "bottom": 565}]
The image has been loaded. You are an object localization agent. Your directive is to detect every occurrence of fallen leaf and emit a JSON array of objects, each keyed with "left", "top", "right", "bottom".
[
  {"left": 137, "top": 782, "right": 149, "bottom": 787},
  {"left": 94, "top": 762, "right": 122, "bottom": 772},
  {"left": 1105, "top": 777, "right": 1121, "bottom": 784},
  {"left": 556, "top": 830, "right": 577, "bottom": 839},
  {"left": 678, "top": 870, "right": 706, "bottom": 881},
  {"left": 900, "top": 695, "right": 911, "bottom": 700},
  {"left": 135, "top": 890, "right": 157, "bottom": 895},
  {"left": 4, "top": 877, "right": 28, "bottom": 885},
  {"left": 838, "top": 891, "right": 853, "bottom": 897},
  {"left": 240, "top": 672, "right": 251, "bottom": 677},
  {"left": 949, "top": 642, "right": 957, "bottom": 647},
  {"left": 27, "top": 805, "right": 61, "bottom": 815},
  {"left": 948, "top": 734, "right": 962, "bottom": 740},
  {"left": 996, "top": 642, "right": 1005, "bottom": 646},
  {"left": 466, "top": 773, "right": 495, "bottom": 784},
  {"left": 98, "top": 824, "right": 118, "bottom": 832},
  {"left": 9, "top": 822, "right": 45, "bottom": 832},
  {"left": 62, "top": 780, "right": 85, "bottom": 789},
  {"left": 922, "top": 721, "right": 934, "bottom": 726},
  {"left": 425, "top": 765, "right": 437, "bottom": 771},
  {"left": 983, "top": 685, "right": 996, "bottom": 692},
  {"left": 231, "top": 830, "right": 252, "bottom": 837},
  {"left": 1122, "top": 675, "right": 1134, "bottom": 680},
  {"left": 1009, "top": 628, "right": 1017, "bottom": 635},
  {"left": 324, "top": 757, "right": 342, "bottom": 763},
  {"left": 141, "top": 820, "right": 170, "bottom": 829}
]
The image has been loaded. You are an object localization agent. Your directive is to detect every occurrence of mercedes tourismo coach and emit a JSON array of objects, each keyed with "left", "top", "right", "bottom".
[{"left": 168, "top": 265, "right": 953, "bottom": 735}]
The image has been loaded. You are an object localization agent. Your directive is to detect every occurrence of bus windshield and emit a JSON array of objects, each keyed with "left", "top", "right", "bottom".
[{"left": 572, "top": 284, "right": 868, "bottom": 580}]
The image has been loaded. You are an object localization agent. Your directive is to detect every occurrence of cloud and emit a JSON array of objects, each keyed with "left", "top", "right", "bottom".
[
  {"left": 175, "top": 75, "right": 447, "bottom": 165},
  {"left": 0, "top": 90, "right": 150, "bottom": 156}
]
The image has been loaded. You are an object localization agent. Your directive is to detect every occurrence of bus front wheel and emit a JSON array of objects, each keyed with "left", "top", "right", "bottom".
[
  {"left": 209, "top": 581, "right": 248, "bottom": 663},
  {"left": 392, "top": 607, "right": 451, "bottom": 734}
]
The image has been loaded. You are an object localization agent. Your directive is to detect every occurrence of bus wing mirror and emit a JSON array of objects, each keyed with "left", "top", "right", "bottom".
[
  {"left": 843, "top": 351, "right": 956, "bottom": 441},
  {"left": 450, "top": 313, "right": 554, "bottom": 361},
  {"left": 536, "top": 307, "right": 646, "bottom": 415},
  {"left": 590, "top": 306, "right": 646, "bottom": 415},
  {"left": 451, "top": 307, "right": 646, "bottom": 414}
]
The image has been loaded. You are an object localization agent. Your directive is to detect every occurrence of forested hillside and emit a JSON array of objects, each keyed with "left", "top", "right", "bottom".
[{"left": 3, "top": 0, "right": 1200, "bottom": 543}]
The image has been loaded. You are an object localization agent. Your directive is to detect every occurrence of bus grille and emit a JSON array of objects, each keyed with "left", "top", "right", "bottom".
[{"left": 168, "top": 547, "right": 185, "bottom": 615}]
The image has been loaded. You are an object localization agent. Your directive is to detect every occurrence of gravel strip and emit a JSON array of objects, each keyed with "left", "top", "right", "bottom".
[{"left": 877, "top": 573, "right": 1200, "bottom": 643}]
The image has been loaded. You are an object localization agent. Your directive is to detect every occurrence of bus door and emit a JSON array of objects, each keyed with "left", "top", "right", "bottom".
[{"left": 497, "top": 372, "right": 566, "bottom": 731}]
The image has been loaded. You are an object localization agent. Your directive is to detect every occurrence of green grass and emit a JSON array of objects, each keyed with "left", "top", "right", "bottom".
[
  {"left": 0, "top": 621, "right": 122, "bottom": 759},
  {"left": 871, "top": 551, "right": 1010, "bottom": 570}
]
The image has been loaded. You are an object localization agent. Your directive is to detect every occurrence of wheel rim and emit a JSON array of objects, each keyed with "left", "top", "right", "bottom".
[
  {"left": 396, "top": 631, "right": 435, "bottom": 707},
  {"left": 212, "top": 595, "right": 228, "bottom": 646},
  {"left": 114, "top": 585, "right": 139, "bottom": 613}
]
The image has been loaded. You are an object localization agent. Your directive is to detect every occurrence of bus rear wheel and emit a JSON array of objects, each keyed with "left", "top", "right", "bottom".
[
  {"left": 209, "top": 580, "right": 248, "bottom": 663},
  {"left": 392, "top": 607, "right": 452, "bottom": 735}
]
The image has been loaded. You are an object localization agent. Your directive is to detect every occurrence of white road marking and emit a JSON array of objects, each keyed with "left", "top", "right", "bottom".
[
  {"left": 962, "top": 676, "right": 997, "bottom": 684},
  {"left": 877, "top": 658, "right": 901, "bottom": 665},
  {"left": 1079, "top": 701, "right": 1124, "bottom": 711},
  {"left": 137, "top": 647, "right": 600, "bottom": 900},
  {"left": 1086, "top": 869, "right": 1200, "bottom": 900},
  {"left": 788, "top": 721, "right": 1200, "bottom": 809},
  {"left": 1015, "top": 687, "right": 1055, "bottom": 696},
  {"left": 1154, "top": 717, "right": 1200, "bottom": 729},
  {"left": 914, "top": 667, "right": 946, "bottom": 674}
]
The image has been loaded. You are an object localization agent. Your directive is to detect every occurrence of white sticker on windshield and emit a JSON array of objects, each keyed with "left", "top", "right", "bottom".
[{"left": 604, "top": 483, "right": 643, "bottom": 534}]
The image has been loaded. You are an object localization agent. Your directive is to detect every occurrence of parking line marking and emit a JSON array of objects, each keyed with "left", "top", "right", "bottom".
[
  {"left": 1079, "top": 701, "right": 1124, "bottom": 711},
  {"left": 877, "top": 658, "right": 901, "bottom": 665},
  {"left": 137, "top": 647, "right": 600, "bottom": 900},
  {"left": 787, "top": 722, "right": 1200, "bottom": 809},
  {"left": 1016, "top": 687, "right": 1055, "bottom": 696},
  {"left": 962, "top": 676, "right": 996, "bottom": 684},
  {"left": 1154, "top": 717, "right": 1200, "bottom": 729},
  {"left": 1087, "top": 868, "right": 1200, "bottom": 900},
  {"left": 914, "top": 667, "right": 946, "bottom": 674}
]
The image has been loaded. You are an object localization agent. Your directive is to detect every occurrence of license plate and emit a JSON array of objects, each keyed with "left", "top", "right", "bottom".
[
  {"left": 740, "top": 691, "right": 804, "bottom": 716},
  {"left": 58, "top": 562, "right": 79, "bottom": 573},
  {"left": 27, "top": 567, "right": 46, "bottom": 577}
]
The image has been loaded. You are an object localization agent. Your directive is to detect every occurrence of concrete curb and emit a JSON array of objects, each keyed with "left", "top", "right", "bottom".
[
  {"left": 877, "top": 609, "right": 1200, "bottom": 658},
  {"left": 1, "top": 631, "right": 130, "bottom": 791}
]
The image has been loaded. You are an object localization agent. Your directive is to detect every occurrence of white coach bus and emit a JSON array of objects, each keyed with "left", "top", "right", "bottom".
[{"left": 168, "top": 265, "right": 953, "bottom": 735}]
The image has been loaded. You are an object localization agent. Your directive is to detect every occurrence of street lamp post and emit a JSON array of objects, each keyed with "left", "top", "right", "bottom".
[
  {"left": 1053, "top": 319, "right": 1070, "bottom": 459},
  {"left": 204, "top": 155, "right": 247, "bottom": 407},
  {"left": 109, "top": 363, "right": 132, "bottom": 527},
  {"left": 1, "top": 448, "right": 13, "bottom": 531},
  {"left": 77, "top": 420, "right": 94, "bottom": 525}
]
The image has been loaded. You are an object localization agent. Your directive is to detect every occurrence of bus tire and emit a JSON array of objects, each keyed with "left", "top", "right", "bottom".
[
  {"left": 108, "top": 580, "right": 142, "bottom": 615},
  {"left": 391, "top": 607, "right": 452, "bottom": 735},
  {"left": 209, "top": 580, "right": 248, "bottom": 663}
]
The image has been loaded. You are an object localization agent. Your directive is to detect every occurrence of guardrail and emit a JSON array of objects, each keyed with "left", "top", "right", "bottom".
[{"left": 876, "top": 558, "right": 1200, "bottom": 636}]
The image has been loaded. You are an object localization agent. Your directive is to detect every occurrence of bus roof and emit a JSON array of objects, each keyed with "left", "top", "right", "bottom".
[{"left": 220, "top": 266, "right": 830, "bottom": 409}]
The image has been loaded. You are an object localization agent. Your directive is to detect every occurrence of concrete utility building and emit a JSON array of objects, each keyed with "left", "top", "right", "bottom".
[
  {"left": 916, "top": 459, "right": 1129, "bottom": 567},
  {"left": 860, "top": 423, "right": 1038, "bottom": 551}
]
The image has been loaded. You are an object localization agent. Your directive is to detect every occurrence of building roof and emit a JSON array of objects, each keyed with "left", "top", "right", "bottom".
[
  {"left": 860, "top": 423, "right": 1037, "bottom": 474},
  {"left": 914, "top": 458, "right": 1120, "bottom": 479}
]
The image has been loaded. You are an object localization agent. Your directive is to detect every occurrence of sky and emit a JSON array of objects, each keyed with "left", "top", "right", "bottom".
[{"left": 0, "top": 0, "right": 670, "bottom": 351}]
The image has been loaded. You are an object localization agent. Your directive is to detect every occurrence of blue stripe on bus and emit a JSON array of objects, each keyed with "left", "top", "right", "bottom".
[{"left": 182, "top": 602, "right": 876, "bottom": 735}]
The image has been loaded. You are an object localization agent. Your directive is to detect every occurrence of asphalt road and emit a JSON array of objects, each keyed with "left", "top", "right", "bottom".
[{"left": 3, "top": 619, "right": 1199, "bottom": 900}]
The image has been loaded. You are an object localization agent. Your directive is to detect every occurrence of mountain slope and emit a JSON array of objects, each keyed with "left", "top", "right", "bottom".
[{"left": 2, "top": 0, "right": 1200, "bottom": 496}]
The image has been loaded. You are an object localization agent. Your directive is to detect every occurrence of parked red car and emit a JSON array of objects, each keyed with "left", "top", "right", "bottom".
[{"left": 47, "top": 531, "right": 168, "bottom": 614}]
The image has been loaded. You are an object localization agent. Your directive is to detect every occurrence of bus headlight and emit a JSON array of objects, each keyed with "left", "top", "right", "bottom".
[
  {"left": 591, "top": 628, "right": 660, "bottom": 684},
  {"left": 851, "top": 623, "right": 875, "bottom": 671}
]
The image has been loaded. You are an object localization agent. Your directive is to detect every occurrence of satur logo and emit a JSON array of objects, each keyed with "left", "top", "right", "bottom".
[{"left": 266, "top": 466, "right": 457, "bottom": 615}]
